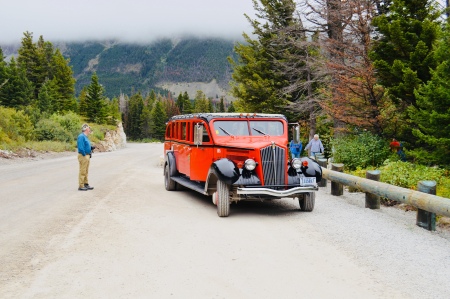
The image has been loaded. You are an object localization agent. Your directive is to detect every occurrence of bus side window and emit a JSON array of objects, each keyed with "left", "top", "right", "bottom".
[
  {"left": 175, "top": 122, "right": 181, "bottom": 140},
  {"left": 181, "top": 122, "right": 186, "bottom": 140},
  {"left": 202, "top": 126, "right": 210, "bottom": 142},
  {"left": 187, "top": 122, "right": 193, "bottom": 142},
  {"left": 165, "top": 123, "right": 171, "bottom": 138}
]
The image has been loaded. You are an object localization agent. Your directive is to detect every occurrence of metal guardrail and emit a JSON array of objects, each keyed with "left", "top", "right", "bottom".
[{"left": 321, "top": 168, "right": 450, "bottom": 218}]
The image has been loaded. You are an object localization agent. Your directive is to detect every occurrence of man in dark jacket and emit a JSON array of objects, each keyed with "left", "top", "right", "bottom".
[{"left": 77, "top": 124, "right": 94, "bottom": 191}]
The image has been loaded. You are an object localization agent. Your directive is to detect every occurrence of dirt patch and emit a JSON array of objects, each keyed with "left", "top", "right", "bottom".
[
  {"left": 438, "top": 216, "right": 450, "bottom": 228},
  {"left": 0, "top": 150, "right": 76, "bottom": 166}
]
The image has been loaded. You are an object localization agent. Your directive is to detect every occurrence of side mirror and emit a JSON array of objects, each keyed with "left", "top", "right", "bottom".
[
  {"left": 292, "top": 125, "right": 300, "bottom": 143},
  {"left": 194, "top": 123, "right": 204, "bottom": 145}
]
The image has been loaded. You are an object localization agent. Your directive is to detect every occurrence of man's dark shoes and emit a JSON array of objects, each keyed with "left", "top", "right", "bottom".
[
  {"left": 78, "top": 187, "right": 88, "bottom": 191},
  {"left": 84, "top": 184, "right": 94, "bottom": 190}
]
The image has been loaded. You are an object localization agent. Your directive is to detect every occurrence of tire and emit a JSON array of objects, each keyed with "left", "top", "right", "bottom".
[
  {"left": 216, "top": 180, "right": 230, "bottom": 217},
  {"left": 299, "top": 192, "right": 315, "bottom": 212},
  {"left": 164, "top": 164, "right": 177, "bottom": 191}
]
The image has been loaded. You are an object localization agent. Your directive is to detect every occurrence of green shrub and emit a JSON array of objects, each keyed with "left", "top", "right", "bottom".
[
  {"left": 22, "top": 105, "right": 49, "bottom": 127},
  {"left": 50, "top": 112, "right": 82, "bottom": 140},
  {"left": 438, "top": 176, "right": 450, "bottom": 199},
  {"left": 349, "top": 161, "right": 449, "bottom": 198},
  {"left": 90, "top": 128, "right": 105, "bottom": 142},
  {"left": 85, "top": 123, "right": 117, "bottom": 143},
  {"left": 0, "top": 107, "right": 34, "bottom": 142},
  {"left": 380, "top": 160, "right": 447, "bottom": 190},
  {"left": 34, "top": 118, "right": 73, "bottom": 142},
  {"left": 0, "top": 106, "right": 121, "bottom": 153},
  {"left": 331, "top": 131, "right": 391, "bottom": 170}
]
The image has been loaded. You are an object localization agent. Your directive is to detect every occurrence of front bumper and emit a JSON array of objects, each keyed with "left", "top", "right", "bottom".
[{"left": 237, "top": 186, "right": 318, "bottom": 197}]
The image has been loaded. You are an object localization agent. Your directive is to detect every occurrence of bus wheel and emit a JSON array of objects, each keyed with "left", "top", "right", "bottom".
[
  {"left": 299, "top": 192, "right": 315, "bottom": 212},
  {"left": 216, "top": 180, "right": 230, "bottom": 217},
  {"left": 164, "top": 164, "right": 176, "bottom": 191}
]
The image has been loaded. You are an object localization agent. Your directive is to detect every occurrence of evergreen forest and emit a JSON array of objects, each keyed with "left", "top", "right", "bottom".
[{"left": 228, "top": 0, "right": 450, "bottom": 169}]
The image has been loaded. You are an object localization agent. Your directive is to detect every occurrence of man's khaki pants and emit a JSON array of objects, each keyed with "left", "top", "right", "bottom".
[{"left": 78, "top": 154, "right": 90, "bottom": 188}]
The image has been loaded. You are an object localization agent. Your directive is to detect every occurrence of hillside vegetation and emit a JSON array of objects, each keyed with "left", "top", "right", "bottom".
[{"left": 60, "top": 38, "right": 237, "bottom": 98}]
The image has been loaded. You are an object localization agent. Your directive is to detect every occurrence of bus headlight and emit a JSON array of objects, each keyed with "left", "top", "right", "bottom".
[
  {"left": 291, "top": 158, "right": 302, "bottom": 169},
  {"left": 244, "top": 159, "right": 256, "bottom": 171}
]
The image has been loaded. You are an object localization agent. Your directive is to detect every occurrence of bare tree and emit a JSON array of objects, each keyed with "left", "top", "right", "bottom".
[
  {"left": 275, "top": 0, "right": 390, "bottom": 137},
  {"left": 323, "top": 0, "right": 387, "bottom": 135},
  {"left": 271, "top": 21, "right": 329, "bottom": 139}
]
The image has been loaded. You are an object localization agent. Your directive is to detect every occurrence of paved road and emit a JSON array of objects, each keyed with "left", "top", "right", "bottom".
[{"left": 1, "top": 143, "right": 449, "bottom": 298}]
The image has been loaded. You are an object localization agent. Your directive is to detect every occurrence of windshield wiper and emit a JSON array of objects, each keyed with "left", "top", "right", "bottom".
[
  {"left": 252, "top": 127, "right": 267, "bottom": 136},
  {"left": 219, "top": 127, "right": 234, "bottom": 136}
]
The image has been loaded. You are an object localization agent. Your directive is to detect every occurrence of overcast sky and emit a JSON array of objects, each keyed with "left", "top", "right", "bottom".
[{"left": 0, "top": 0, "right": 256, "bottom": 44}]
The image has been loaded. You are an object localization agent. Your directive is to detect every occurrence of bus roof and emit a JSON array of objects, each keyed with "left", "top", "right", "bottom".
[{"left": 168, "top": 113, "right": 287, "bottom": 122}]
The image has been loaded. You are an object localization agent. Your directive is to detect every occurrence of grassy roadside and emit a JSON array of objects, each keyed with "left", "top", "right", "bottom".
[
  {"left": 1, "top": 107, "right": 117, "bottom": 154},
  {"left": 348, "top": 161, "right": 450, "bottom": 199}
]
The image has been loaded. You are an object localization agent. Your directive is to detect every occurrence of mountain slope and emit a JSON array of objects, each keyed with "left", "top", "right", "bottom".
[{"left": 60, "top": 38, "right": 238, "bottom": 98}]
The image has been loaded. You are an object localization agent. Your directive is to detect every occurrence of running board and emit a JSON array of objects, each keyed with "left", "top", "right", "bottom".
[{"left": 171, "top": 176, "right": 208, "bottom": 195}]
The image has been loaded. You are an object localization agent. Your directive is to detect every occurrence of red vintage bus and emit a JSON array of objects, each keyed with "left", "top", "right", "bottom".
[{"left": 164, "top": 113, "right": 322, "bottom": 217}]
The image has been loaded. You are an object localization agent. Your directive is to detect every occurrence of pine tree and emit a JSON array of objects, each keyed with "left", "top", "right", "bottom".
[
  {"left": 370, "top": 0, "right": 441, "bottom": 108},
  {"left": 37, "top": 79, "right": 58, "bottom": 113},
  {"left": 51, "top": 49, "right": 76, "bottom": 112},
  {"left": 150, "top": 100, "right": 167, "bottom": 140},
  {"left": 78, "top": 87, "right": 89, "bottom": 117},
  {"left": 227, "top": 101, "right": 236, "bottom": 112},
  {"left": 107, "top": 97, "right": 121, "bottom": 125},
  {"left": 182, "top": 91, "right": 192, "bottom": 114},
  {"left": 409, "top": 22, "right": 450, "bottom": 165},
  {"left": 208, "top": 98, "right": 214, "bottom": 113},
  {"left": 228, "top": 0, "right": 298, "bottom": 113},
  {"left": 15, "top": 33, "right": 77, "bottom": 114},
  {"left": 86, "top": 73, "right": 107, "bottom": 123},
  {"left": 193, "top": 90, "right": 209, "bottom": 113},
  {"left": 17, "top": 31, "right": 44, "bottom": 99},
  {"left": 0, "top": 48, "right": 9, "bottom": 105},
  {"left": 219, "top": 97, "right": 225, "bottom": 112},
  {"left": 37, "top": 37, "right": 54, "bottom": 79},
  {"left": 1, "top": 57, "right": 34, "bottom": 108},
  {"left": 126, "top": 92, "right": 144, "bottom": 139},
  {"left": 147, "top": 90, "right": 157, "bottom": 108},
  {"left": 176, "top": 92, "right": 184, "bottom": 113},
  {"left": 140, "top": 104, "right": 152, "bottom": 139}
]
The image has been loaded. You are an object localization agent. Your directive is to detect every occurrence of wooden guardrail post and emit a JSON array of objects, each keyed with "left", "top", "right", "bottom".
[
  {"left": 321, "top": 168, "right": 450, "bottom": 218},
  {"left": 331, "top": 163, "right": 344, "bottom": 196},
  {"left": 315, "top": 153, "right": 324, "bottom": 161},
  {"left": 365, "top": 170, "right": 380, "bottom": 209},
  {"left": 416, "top": 181, "right": 436, "bottom": 231},
  {"left": 318, "top": 158, "right": 327, "bottom": 187}
]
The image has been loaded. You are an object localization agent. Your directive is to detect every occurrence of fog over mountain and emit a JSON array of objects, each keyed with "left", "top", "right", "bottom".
[{"left": 0, "top": 0, "right": 255, "bottom": 44}]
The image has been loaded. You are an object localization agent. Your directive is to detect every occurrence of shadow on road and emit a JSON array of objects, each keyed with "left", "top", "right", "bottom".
[{"left": 176, "top": 188, "right": 303, "bottom": 217}]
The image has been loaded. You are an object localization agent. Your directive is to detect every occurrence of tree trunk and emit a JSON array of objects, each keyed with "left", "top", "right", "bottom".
[{"left": 326, "top": 0, "right": 346, "bottom": 136}]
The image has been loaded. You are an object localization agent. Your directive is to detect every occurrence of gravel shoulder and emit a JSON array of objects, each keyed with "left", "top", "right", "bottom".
[{"left": 0, "top": 149, "right": 76, "bottom": 166}]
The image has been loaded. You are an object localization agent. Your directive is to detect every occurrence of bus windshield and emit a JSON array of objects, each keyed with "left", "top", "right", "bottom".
[{"left": 212, "top": 120, "right": 284, "bottom": 136}]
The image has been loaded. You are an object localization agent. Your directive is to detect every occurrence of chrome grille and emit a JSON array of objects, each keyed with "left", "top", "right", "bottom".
[{"left": 260, "top": 144, "right": 286, "bottom": 188}]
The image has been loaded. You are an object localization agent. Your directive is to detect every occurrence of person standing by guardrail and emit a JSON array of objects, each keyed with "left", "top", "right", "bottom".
[{"left": 305, "top": 134, "right": 324, "bottom": 157}]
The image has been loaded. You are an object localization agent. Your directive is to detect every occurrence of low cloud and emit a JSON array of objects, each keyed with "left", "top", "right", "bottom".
[{"left": 0, "top": 0, "right": 255, "bottom": 44}]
